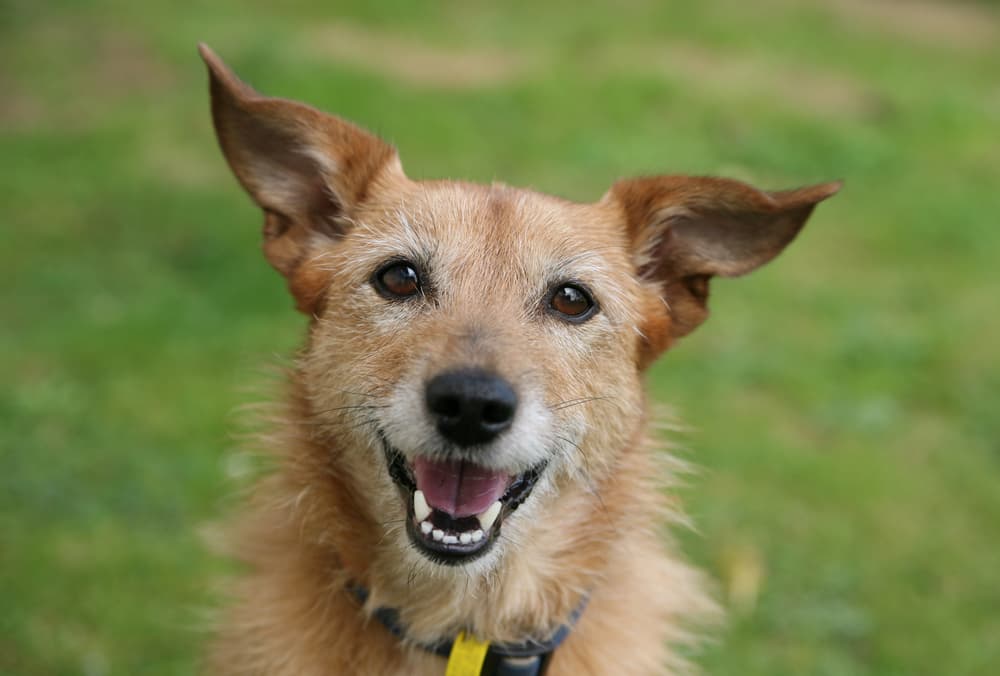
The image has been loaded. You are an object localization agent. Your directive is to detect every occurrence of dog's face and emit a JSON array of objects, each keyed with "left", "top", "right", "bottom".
[
  {"left": 298, "top": 182, "right": 648, "bottom": 569},
  {"left": 200, "top": 46, "right": 838, "bottom": 575}
]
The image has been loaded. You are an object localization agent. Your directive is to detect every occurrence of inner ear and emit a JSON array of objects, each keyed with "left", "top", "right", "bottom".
[
  {"left": 682, "top": 274, "right": 710, "bottom": 304},
  {"left": 659, "top": 197, "right": 824, "bottom": 279},
  {"left": 611, "top": 175, "right": 840, "bottom": 348},
  {"left": 211, "top": 92, "right": 350, "bottom": 239},
  {"left": 200, "top": 44, "right": 403, "bottom": 313}
]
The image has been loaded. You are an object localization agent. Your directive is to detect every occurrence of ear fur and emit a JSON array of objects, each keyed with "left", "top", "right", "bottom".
[
  {"left": 609, "top": 175, "right": 840, "bottom": 361},
  {"left": 198, "top": 43, "right": 402, "bottom": 313}
]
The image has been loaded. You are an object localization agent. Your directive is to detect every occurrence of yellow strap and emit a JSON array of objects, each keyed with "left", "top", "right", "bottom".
[{"left": 444, "top": 631, "right": 490, "bottom": 676}]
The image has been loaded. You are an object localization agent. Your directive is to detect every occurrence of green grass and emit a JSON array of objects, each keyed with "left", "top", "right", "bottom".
[{"left": 3, "top": 1, "right": 999, "bottom": 674}]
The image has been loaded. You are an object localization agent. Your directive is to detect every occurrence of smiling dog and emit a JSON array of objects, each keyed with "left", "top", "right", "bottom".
[{"left": 198, "top": 44, "right": 838, "bottom": 675}]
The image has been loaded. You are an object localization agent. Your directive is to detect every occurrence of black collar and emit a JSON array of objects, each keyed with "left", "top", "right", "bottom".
[{"left": 349, "top": 584, "right": 588, "bottom": 676}]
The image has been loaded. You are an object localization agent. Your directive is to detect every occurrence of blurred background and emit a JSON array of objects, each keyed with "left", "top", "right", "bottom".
[{"left": 3, "top": 0, "right": 999, "bottom": 674}]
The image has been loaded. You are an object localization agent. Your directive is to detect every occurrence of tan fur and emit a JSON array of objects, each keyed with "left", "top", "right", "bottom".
[{"left": 198, "top": 45, "right": 838, "bottom": 675}]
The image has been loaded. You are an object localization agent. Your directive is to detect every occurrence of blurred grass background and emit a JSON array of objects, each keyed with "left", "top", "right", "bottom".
[{"left": 3, "top": 0, "right": 999, "bottom": 674}]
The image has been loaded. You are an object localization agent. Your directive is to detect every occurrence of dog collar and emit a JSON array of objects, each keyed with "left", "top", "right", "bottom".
[{"left": 349, "top": 584, "right": 588, "bottom": 676}]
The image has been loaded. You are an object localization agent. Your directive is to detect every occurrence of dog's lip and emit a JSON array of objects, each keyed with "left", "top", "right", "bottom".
[{"left": 380, "top": 439, "right": 546, "bottom": 565}]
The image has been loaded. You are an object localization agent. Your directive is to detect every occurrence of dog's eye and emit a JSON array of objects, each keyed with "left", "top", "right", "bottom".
[
  {"left": 549, "top": 284, "right": 597, "bottom": 322},
  {"left": 373, "top": 261, "right": 421, "bottom": 299}
]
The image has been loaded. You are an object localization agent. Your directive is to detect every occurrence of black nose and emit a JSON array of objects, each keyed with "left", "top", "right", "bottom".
[{"left": 425, "top": 369, "right": 517, "bottom": 447}]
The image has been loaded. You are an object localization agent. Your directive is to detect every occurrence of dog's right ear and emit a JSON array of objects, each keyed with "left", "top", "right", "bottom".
[{"left": 199, "top": 44, "right": 403, "bottom": 313}]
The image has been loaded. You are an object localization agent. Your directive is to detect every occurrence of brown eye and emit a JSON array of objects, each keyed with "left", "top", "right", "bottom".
[
  {"left": 549, "top": 284, "right": 597, "bottom": 322},
  {"left": 373, "top": 261, "right": 421, "bottom": 299}
]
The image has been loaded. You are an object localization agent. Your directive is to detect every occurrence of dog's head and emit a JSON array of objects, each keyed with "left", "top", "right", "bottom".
[{"left": 201, "top": 46, "right": 838, "bottom": 576}]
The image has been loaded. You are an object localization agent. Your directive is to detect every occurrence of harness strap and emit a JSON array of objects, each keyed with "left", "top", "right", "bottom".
[{"left": 349, "top": 584, "right": 587, "bottom": 676}]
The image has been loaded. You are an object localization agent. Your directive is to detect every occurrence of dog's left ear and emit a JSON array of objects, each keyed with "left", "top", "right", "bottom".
[{"left": 608, "top": 175, "right": 840, "bottom": 362}]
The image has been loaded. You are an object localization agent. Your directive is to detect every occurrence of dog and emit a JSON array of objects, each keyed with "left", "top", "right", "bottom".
[{"left": 197, "top": 43, "right": 838, "bottom": 675}]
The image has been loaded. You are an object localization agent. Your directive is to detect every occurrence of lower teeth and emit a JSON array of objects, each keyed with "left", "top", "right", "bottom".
[{"left": 420, "top": 520, "right": 485, "bottom": 545}]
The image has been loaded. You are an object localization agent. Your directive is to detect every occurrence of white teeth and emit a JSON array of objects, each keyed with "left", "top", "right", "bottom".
[
  {"left": 421, "top": 524, "right": 486, "bottom": 546},
  {"left": 413, "top": 490, "right": 432, "bottom": 522},
  {"left": 477, "top": 501, "right": 502, "bottom": 531},
  {"left": 417, "top": 503, "right": 495, "bottom": 546}
]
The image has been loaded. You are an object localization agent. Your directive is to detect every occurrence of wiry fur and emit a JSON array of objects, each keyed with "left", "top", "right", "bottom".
[{"left": 197, "top": 44, "right": 838, "bottom": 675}]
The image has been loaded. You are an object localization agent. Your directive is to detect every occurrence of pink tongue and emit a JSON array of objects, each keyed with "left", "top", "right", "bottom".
[{"left": 412, "top": 457, "right": 510, "bottom": 518}]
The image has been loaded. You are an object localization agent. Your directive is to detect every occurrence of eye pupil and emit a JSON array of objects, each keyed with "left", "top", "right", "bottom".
[
  {"left": 551, "top": 284, "right": 595, "bottom": 320},
  {"left": 375, "top": 262, "right": 420, "bottom": 298}
]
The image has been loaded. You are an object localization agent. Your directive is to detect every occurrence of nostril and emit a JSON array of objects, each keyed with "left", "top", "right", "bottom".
[
  {"left": 430, "top": 394, "right": 461, "bottom": 420},
  {"left": 481, "top": 401, "right": 514, "bottom": 426}
]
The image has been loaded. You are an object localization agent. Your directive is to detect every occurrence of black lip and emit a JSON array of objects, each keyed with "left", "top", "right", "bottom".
[
  {"left": 381, "top": 440, "right": 546, "bottom": 566},
  {"left": 403, "top": 506, "right": 494, "bottom": 565}
]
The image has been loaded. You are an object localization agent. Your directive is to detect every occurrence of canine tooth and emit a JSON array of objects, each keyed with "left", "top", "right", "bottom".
[
  {"left": 459, "top": 533, "right": 472, "bottom": 544},
  {"left": 432, "top": 529, "right": 444, "bottom": 541},
  {"left": 443, "top": 534, "right": 458, "bottom": 545},
  {"left": 471, "top": 529, "right": 484, "bottom": 542},
  {"left": 420, "top": 521, "right": 433, "bottom": 535},
  {"left": 477, "top": 501, "right": 502, "bottom": 531},
  {"left": 413, "top": 490, "right": 432, "bottom": 522}
]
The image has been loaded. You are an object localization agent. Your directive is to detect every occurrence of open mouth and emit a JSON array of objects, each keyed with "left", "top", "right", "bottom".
[{"left": 383, "top": 442, "right": 545, "bottom": 565}]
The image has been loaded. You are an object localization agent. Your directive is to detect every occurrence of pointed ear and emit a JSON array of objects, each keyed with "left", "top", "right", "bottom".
[
  {"left": 198, "top": 43, "right": 403, "bottom": 313},
  {"left": 609, "top": 175, "right": 840, "bottom": 359}
]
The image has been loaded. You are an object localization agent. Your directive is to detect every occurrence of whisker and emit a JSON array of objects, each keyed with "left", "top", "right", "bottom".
[
  {"left": 309, "top": 404, "right": 389, "bottom": 415},
  {"left": 499, "top": 531, "right": 525, "bottom": 549},
  {"left": 335, "top": 389, "right": 380, "bottom": 399},
  {"left": 377, "top": 522, "right": 406, "bottom": 546},
  {"left": 555, "top": 434, "right": 615, "bottom": 532},
  {"left": 551, "top": 395, "right": 616, "bottom": 412}
]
